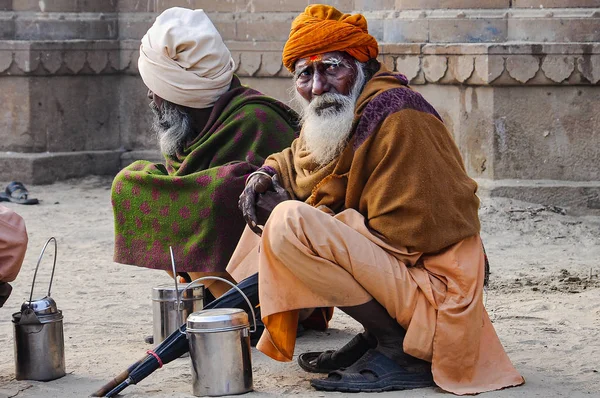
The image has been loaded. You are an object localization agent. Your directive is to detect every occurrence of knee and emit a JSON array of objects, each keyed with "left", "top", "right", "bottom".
[
  {"left": 262, "top": 200, "right": 319, "bottom": 250},
  {"left": 264, "top": 200, "right": 312, "bottom": 234}
]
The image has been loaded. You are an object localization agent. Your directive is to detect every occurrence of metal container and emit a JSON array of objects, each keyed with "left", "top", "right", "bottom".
[
  {"left": 187, "top": 308, "right": 253, "bottom": 397},
  {"left": 12, "top": 237, "right": 66, "bottom": 381},
  {"left": 152, "top": 283, "right": 204, "bottom": 345}
]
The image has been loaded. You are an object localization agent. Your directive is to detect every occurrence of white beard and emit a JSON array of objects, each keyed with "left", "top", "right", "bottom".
[
  {"left": 150, "top": 101, "right": 194, "bottom": 156},
  {"left": 294, "top": 62, "right": 366, "bottom": 167}
]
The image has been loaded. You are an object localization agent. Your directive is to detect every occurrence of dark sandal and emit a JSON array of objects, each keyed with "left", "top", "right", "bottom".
[
  {"left": 298, "top": 332, "right": 373, "bottom": 373},
  {"left": 310, "top": 349, "right": 435, "bottom": 392},
  {"left": 0, "top": 181, "right": 39, "bottom": 205}
]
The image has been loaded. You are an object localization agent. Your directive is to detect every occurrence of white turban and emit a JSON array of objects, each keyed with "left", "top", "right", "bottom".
[{"left": 138, "top": 8, "right": 235, "bottom": 109}]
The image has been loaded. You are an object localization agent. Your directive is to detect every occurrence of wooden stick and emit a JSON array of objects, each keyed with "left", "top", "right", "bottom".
[{"left": 90, "top": 356, "right": 145, "bottom": 397}]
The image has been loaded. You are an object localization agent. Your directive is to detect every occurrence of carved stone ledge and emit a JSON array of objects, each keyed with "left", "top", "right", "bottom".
[
  {"left": 225, "top": 42, "right": 600, "bottom": 86},
  {"left": 2, "top": 40, "right": 598, "bottom": 86},
  {"left": 0, "top": 40, "right": 121, "bottom": 75}
]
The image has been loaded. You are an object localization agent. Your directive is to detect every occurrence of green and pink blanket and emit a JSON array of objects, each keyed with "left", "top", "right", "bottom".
[{"left": 112, "top": 79, "right": 298, "bottom": 272}]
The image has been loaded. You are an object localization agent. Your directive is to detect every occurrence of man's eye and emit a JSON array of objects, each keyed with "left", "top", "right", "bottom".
[
  {"left": 327, "top": 63, "right": 339, "bottom": 71},
  {"left": 297, "top": 69, "right": 311, "bottom": 78}
]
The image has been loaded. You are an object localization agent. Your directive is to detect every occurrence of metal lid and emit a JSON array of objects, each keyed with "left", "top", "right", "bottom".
[
  {"left": 152, "top": 283, "right": 204, "bottom": 301},
  {"left": 13, "top": 308, "right": 63, "bottom": 325},
  {"left": 186, "top": 308, "right": 249, "bottom": 332},
  {"left": 21, "top": 296, "right": 58, "bottom": 315}
]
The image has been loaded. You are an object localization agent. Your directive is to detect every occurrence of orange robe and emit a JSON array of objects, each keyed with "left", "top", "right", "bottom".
[{"left": 227, "top": 65, "right": 524, "bottom": 394}]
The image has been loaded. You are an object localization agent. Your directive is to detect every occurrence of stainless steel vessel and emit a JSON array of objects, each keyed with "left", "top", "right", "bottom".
[
  {"left": 152, "top": 283, "right": 204, "bottom": 345},
  {"left": 180, "top": 276, "right": 256, "bottom": 397},
  {"left": 12, "top": 237, "right": 66, "bottom": 381},
  {"left": 187, "top": 308, "right": 253, "bottom": 397}
]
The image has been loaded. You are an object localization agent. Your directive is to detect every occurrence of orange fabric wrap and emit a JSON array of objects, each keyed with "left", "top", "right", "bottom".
[{"left": 282, "top": 5, "right": 379, "bottom": 72}]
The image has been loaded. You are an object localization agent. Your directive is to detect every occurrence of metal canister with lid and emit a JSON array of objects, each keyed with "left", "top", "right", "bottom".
[
  {"left": 152, "top": 283, "right": 204, "bottom": 345},
  {"left": 187, "top": 308, "right": 253, "bottom": 397},
  {"left": 12, "top": 237, "right": 66, "bottom": 381}
]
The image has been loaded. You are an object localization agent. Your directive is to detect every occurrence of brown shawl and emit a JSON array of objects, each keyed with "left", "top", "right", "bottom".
[{"left": 264, "top": 65, "right": 480, "bottom": 254}]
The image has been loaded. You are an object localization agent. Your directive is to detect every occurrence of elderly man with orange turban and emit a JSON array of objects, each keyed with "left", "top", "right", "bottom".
[{"left": 231, "top": 4, "right": 524, "bottom": 395}]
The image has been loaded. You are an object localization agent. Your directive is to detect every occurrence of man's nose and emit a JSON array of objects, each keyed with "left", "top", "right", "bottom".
[{"left": 311, "top": 72, "right": 329, "bottom": 96}]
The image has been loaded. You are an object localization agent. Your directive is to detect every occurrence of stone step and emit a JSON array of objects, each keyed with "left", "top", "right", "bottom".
[
  {"left": 2, "top": 7, "right": 599, "bottom": 42},
  {"left": 393, "top": 1, "right": 600, "bottom": 9},
  {"left": 115, "top": 9, "right": 600, "bottom": 43},
  {"left": 0, "top": 150, "right": 122, "bottom": 184},
  {"left": 477, "top": 179, "right": 600, "bottom": 212},
  {"left": 0, "top": 11, "right": 118, "bottom": 40}
]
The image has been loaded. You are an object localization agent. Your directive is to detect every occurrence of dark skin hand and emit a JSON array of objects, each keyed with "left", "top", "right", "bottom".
[{"left": 239, "top": 174, "right": 291, "bottom": 236}]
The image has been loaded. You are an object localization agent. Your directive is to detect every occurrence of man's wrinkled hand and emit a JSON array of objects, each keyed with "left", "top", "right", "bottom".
[
  {"left": 239, "top": 174, "right": 291, "bottom": 236},
  {"left": 255, "top": 175, "right": 291, "bottom": 226},
  {"left": 239, "top": 173, "right": 273, "bottom": 235}
]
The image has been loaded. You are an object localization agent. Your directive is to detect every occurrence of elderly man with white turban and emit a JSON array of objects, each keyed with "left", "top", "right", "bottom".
[{"left": 111, "top": 7, "right": 298, "bottom": 299}]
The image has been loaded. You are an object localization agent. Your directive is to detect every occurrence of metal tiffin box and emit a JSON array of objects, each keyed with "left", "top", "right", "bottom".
[
  {"left": 12, "top": 237, "right": 66, "bottom": 382},
  {"left": 187, "top": 308, "right": 253, "bottom": 397}
]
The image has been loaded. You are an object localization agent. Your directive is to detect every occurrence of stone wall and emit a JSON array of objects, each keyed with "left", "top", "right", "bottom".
[{"left": 0, "top": 1, "right": 599, "bottom": 210}]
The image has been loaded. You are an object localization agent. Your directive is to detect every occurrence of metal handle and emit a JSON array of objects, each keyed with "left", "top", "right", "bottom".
[
  {"left": 168, "top": 247, "right": 200, "bottom": 329},
  {"left": 179, "top": 276, "right": 258, "bottom": 335},
  {"left": 28, "top": 237, "right": 58, "bottom": 306},
  {"left": 169, "top": 247, "right": 184, "bottom": 328}
]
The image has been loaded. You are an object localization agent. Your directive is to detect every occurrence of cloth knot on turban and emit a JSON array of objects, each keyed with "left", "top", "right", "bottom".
[
  {"left": 282, "top": 5, "right": 379, "bottom": 73},
  {"left": 138, "top": 7, "right": 235, "bottom": 109}
]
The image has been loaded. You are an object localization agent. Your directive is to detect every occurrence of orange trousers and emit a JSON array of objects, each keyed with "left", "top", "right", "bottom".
[{"left": 227, "top": 201, "right": 524, "bottom": 395}]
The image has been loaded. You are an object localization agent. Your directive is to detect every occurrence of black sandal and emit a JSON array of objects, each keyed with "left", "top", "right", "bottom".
[
  {"left": 310, "top": 349, "right": 435, "bottom": 392},
  {"left": 0, "top": 181, "right": 39, "bottom": 205},
  {"left": 298, "top": 332, "right": 374, "bottom": 373}
]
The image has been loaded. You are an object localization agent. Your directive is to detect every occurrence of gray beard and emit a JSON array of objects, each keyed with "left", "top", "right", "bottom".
[
  {"left": 294, "top": 61, "right": 366, "bottom": 167},
  {"left": 150, "top": 101, "right": 195, "bottom": 156}
]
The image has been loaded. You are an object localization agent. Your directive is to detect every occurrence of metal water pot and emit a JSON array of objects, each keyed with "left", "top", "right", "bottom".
[
  {"left": 152, "top": 283, "right": 204, "bottom": 345},
  {"left": 12, "top": 237, "right": 66, "bottom": 381},
  {"left": 184, "top": 277, "right": 256, "bottom": 397}
]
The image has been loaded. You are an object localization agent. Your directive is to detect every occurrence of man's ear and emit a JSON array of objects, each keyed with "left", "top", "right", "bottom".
[{"left": 152, "top": 92, "right": 164, "bottom": 109}]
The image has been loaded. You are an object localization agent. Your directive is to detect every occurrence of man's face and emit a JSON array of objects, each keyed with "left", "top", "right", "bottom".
[
  {"left": 292, "top": 52, "right": 366, "bottom": 167},
  {"left": 147, "top": 89, "right": 194, "bottom": 156},
  {"left": 294, "top": 51, "right": 359, "bottom": 105}
]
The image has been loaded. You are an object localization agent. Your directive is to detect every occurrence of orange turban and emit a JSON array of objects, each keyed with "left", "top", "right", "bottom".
[{"left": 282, "top": 5, "right": 379, "bottom": 72}]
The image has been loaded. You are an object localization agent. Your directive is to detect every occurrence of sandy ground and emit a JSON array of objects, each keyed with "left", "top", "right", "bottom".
[{"left": 0, "top": 176, "right": 598, "bottom": 398}]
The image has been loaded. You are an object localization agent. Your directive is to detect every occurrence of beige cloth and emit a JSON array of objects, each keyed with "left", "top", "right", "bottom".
[
  {"left": 0, "top": 205, "right": 28, "bottom": 282},
  {"left": 227, "top": 201, "right": 524, "bottom": 395},
  {"left": 138, "top": 7, "right": 235, "bottom": 109}
]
